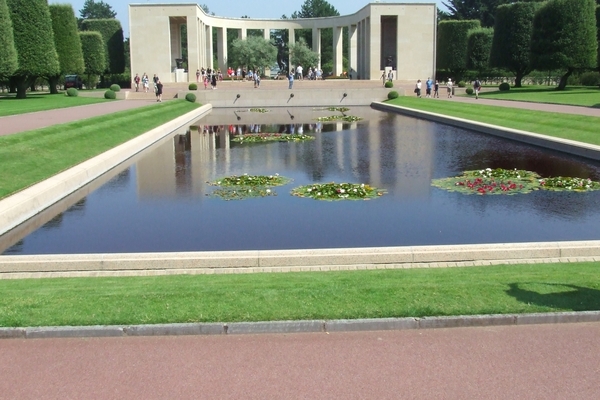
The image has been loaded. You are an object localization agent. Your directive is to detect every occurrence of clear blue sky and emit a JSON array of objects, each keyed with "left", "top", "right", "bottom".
[{"left": 50, "top": 0, "right": 447, "bottom": 37}]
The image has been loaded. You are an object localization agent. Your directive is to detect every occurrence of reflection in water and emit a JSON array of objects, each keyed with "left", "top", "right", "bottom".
[{"left": 2, "top": 107, "right": 600, "bottom": 255}]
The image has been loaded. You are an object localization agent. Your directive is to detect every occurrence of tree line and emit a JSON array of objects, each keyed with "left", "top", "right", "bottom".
[
  {"left": 0, "top": 0, "right": 124, "bottom": 98},
  {"left": 437, "top": 0, "right": 600, "bottom": 89}
]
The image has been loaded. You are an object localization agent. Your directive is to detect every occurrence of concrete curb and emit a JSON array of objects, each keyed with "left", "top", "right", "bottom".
[
  {"left": 0, "top": 104, "right": 212, "bottom": 236},
  {"left": 370, "top": 101, "right": 600, "bottom": 161},
  {"left": 2, "top": 311, "right": 599, "bottom": 339}
]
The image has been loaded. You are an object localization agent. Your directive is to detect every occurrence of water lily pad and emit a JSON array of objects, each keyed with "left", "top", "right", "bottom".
[
  {"left": 291, "top": 182, "right": 386, "bottom": 201},
  {"left": 432, "top": 168, "right": 540, "bottom": 195},
  {"left": 231, "top": 133, "right": 314, "bottom": 143}
]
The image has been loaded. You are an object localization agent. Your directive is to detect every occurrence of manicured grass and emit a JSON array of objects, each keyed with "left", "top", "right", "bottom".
[
  {"left": 0, "top": 100, "right": 200, "bottom": 199},
  {"left": 476, "top": 85, "right": 600, "bottom": 108},
  {"left": 0, "top": 92, "right": 108, "bottom": 117},
  {"left": 0, "top": 263, "right": 598, "bottom": 327},
  {"left": 386, "top": 96, "right": 600, "bottom": 145}
]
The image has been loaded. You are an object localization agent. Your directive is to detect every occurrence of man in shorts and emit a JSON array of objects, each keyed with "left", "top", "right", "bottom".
[{"left": 447, "top": 78, "right": 453, "bottom": 98}]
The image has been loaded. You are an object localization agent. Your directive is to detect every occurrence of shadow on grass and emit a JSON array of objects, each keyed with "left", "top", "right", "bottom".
[{"left": 506, "top": 283, "right": 600, "bottom": 311}]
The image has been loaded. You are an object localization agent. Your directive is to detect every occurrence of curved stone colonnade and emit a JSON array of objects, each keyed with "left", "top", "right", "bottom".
[{"left": 129, "top": 2, "right": 437, "bottom": 83}]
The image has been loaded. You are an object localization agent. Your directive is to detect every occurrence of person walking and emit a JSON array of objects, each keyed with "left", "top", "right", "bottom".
[
  {"left": 211, "top": 72, "right": 217, "bottom": 89},
  {"left": 142, "top": 73, "right": 149, "bottom": 93},
  {"left": 288, "top": 70, "right": 294, "bottom": 89},
  {"left": 134, "top": 73, "right": 140, "bottom": 92},
  {"left": 415, "top": 79, "right": 422, "bottom": 98},
  {"left": 447, "top": 78, "right": 453, "bottom": 98},
  {"left": 434, "top": 80, "right": 440, "bottom": 98},
  {"left": 156, "top": 79, "right": 163, "bottom": 102},
  {"left": 196, "top": 69, "right": 200, "bottom": 82},
  {"left": 296, "top": 65, "right": 303, "bottom": 80},
  {"left": 473, "top": 78, "right": 481, "bottom": 99},
  {"left": 425, "top": 77, "right": 433, "bottom": 98}
]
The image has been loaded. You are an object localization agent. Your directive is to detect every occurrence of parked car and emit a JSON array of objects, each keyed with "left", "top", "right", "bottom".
[{"left": 64, "top": 75, "right": 83, "bottom": 90}]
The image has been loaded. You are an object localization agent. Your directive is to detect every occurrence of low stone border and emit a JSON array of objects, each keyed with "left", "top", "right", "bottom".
[
  {"left": 2, "top": 311, "right": 599, "bottom": 339},
  {"left": 370, "top": 101, "right": 600, "bottom": 161},
  {"left": 0, "top": 104, "right": 212, "bottom": 236}
]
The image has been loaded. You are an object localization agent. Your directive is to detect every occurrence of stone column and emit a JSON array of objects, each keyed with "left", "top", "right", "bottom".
[
  {"left": 239, "top": 28, "right": 247, "bottom": 40},
  {"left": 186, "top": 16, "right": 200, "bottom": 82},
  {"left": 205, "top": 24, "right": 213, "bottom": 69},
  {"left": 333, "top": 26, "right": 343, "bottom": 77},
  {"left": 217, "top": 27, "right": 227, "bottom": 73},
  {"left": 263, "top": 27, "right": 271, "bottom": 76},
  {"left": 348, "top": 24, "right": 357, "bottom": 79},
  {"left": 288, "top": 28, "right": 295, "bottom": 74},
  {"left": 312, "top": 27, "right": 321, "bottom": 70},
  {"left": 368, "top": 16, "right": 380, "bottom": 81}
]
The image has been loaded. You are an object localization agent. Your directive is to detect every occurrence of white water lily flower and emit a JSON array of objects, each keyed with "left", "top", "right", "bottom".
[{"left": 266, "top": 189, "right": 271, "bottom": 193}]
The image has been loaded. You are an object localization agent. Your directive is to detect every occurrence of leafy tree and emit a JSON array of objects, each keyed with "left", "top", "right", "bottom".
[
  {"left": 442, "top": 0, "right": 509, "bottom": 27},
  {"left": 597, "top": 5, "right": 600, "bottom": 69},
  {"left": 291, "top": 0, "right": 340, "bottom": 70},
  {"left": 228, "top": 36, "right": 277, "bottom": 74},
  {"left": 49, "top": 4, "right": 85, "bottom": 94},
  {"left": 7, "top": 0, "right": 60, "bottom": 98},
  {"left": 289, "top": 37, "right": 320, "bottom": 72},
  {"left": 437, "top": 20, "right": 481, "bottom": 80},
  {"left": 79, "top": 31, "right": 105, "bottom": 89},
  {"left": 79, "top": 0, "right": 116, "bottom": 19},
  {"left": 466, "top": 28, "right": 493, "bottom": 77},
  {"left": 0, "top": 0, "right": 18, "bottom": 79},
  {"left": 81, "top": 19, "right": 125, "bottom": 74},
  {"left": 530, "top": 0, "right": 597, "bottom": 90},
  {"left": 490, "top": 2, "right": 541, "bottom": 87}
]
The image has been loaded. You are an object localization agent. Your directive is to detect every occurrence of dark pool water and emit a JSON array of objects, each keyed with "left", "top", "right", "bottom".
[{"left": 3, "top": 107, "right": 600, "bottom": 255}]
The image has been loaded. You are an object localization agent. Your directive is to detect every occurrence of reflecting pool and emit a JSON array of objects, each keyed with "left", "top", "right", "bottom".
[{"left": 2, "top": 107, "right": 600, "bottom": 255}]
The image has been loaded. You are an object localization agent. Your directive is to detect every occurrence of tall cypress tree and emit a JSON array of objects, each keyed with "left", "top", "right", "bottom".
[
  {"left": 79, "top": 31, "right": 106, "bottom": 89},
  {"left": 490, "top": 2, "right": 541, "bottom": 87},
  {"left": 437, "top": 20, "right": 481, "bottom": 80},
  {"left": 530, "top": 0, "right": 597, "bottom": 90},
  {"left": 49, "top": 4, "right": 85, "bottom": 94},
  {"left": 7, "top": 0, "right": 60, "bottom": 98},
  {"left": 0, "top": 0, "right": 18, "bottom": 79},
  {"left": 81, "top": 19, "right": 125, "bottom": 74}
]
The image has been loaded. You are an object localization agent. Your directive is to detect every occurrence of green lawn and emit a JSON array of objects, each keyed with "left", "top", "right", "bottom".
[
  {"left": 476, "top": 85, "right": 600, "bottom": 108},
  {"left": 0, "top": 262, "right": 598, "bottom": 327},
  {"left": 0, "top": 100, "right": 200, "bottom": 199},
  {"left": 0, "top": 92, "right": 108, "bottom": 117},
  {"left": 386, "top": 96, "right": 600, "bottom": 145}
]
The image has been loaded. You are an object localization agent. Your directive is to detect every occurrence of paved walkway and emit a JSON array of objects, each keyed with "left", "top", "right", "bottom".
[
  {"left": 2, "top": 322, "right": 599, "bottom": 399},
  {"left": 0, "top": 99, "right": 156, "bottom": 137}
]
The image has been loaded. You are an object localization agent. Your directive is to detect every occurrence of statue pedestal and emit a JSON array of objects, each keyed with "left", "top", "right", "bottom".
[{"left": 175, "top": 69, "right": 185, "bottom": 82}]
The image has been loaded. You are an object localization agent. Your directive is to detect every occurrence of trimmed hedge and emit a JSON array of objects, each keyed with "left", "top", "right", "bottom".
[
  {"left": 466, "top": 28, "right": 493, "bottom": 72},
  {"left": 465, "top": 87, "right": 474, "bottom": 95},
  {"left": 109, "top": 83, "right": 120, "bottom": 92},
  {"left": 185, "top": 93, "right": 197, "bottom": 103},
  {"left": 104, "top": 89, "right": 116, "bottom": 99},
  {"left": 387, "top": 91, "right": 399, "bottom": 100},
  {"left": 384, "top": 81, "right": 393, "bottom": 88},
  {"left": 81, "top": 18, "right": 125, "bottom": 74},
  {"left": 437, "top": 20, "right": 481, "bottom": 78},
  {"left": 66, "top": 88, "right": 78, "bottom": 97},
  {"left": 499, "top": 82, "right": 510, "bottom": 91},
  {"left": 189, "top": 83, "right": 198, "bottom": 90},
  {"left": 458, "top": 81, "right": 466, "bottom": 88},
  {"left": 49, "top": 4, "right": 84, "bottom": 75},
  {"left": 79, "top": 31, "right": 105, "bottom": 88},
  {"left": 0, "top": 0, "right": 18, "bottom": 78}
]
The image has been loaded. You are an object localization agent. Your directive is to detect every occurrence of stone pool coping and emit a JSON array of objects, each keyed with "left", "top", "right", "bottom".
[
  {"left": 0, "top": 104, "right": 212, "bottom": 237},
  {"left": 370, "top": 102, "right": 600, "bottom": 161}
]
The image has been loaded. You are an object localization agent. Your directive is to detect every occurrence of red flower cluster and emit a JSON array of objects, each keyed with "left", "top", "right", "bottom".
[{"left": 456, "top": 178, "right": 523, "bottom": 194}]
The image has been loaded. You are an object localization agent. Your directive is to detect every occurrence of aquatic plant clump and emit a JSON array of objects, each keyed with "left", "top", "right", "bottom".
[
  {"left": 208, "top": 187, "right": 277, "bottom": 201},
  {"left": 315, "top": 115, "right": 363, "bottom": 122},
  {"left": 432, "top": 168, "right": 540, "bottom": 195},
  {"left": 313, "top": 107, "right": 350, "bottom": 113},
  {"left": 539, "top": 176, "right": 600, "bottom": 191},
  {"left": 249, "top": 108, "right": 269, "bottom": 113},
  {"left": 291, "top": 182, "right": 386, "bottom": 201},
  {"left": 209, "top": 173, "right": 291, "bottom": 187},
  {"left": 231, "top": 133, "right": 315, "bottom": 143},
  {"left": 433, "top": 168, "right": 600, "bottom": 195}
]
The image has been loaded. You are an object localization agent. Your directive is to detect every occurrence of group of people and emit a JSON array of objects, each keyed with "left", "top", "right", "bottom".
[
  {"left": 133, "top": 72, "right": 163, "bottom": 101},
  {"left": 414, "top": 77, "right": 481, "bottom": 99},
  {"left": 294, "top": 65, "right": 323, "bottom": 81}
]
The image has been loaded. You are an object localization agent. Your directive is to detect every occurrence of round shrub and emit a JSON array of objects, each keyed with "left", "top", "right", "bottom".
[
  {"left": 499, "top": 82, "right": 510, "bottom": 91},
  {"left": 185, "top": 93, "right": 197, "bottom": 103},
  {"left": 384, "top": 81, "right": 393, "bottom": 88},
  {"left": 66, "top": 88, "right": 78, "bottom": 97},
  {"left": 387, "top": 90, "right": 399, "bottom": 100},
  {"left": 109, "top": 84, "right": 121, "bottom": 92},
  {"left": 104, "top": 89, "right": 116, "bottom": 99},
  {"left": 189, "top": 83, "right": 198, "bottom": 90},
  {"left": 465, "top": 87, "right": 474, "bottom": 95},
  {"left": 458, "top": 81, "right": 466, "bottom": 88}
]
